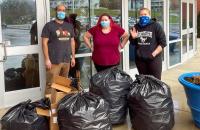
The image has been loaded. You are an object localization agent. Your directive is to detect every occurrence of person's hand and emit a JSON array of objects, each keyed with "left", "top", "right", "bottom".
[
  {"left": 90, "top": 46, "right": 94, "bottom": 52},
  {"left": 136, "top": 49, "right": 154, "bottom": 61},
  {"left": 130, "top": 27, "right": 138, "bottom": 39},
  {"left": 71, "top": 58, "right": 76, "bottom": 67},
  {"left": 118, "top": 45, "right": 121, "bottom": 52},
  {"left": 152, "top": 51, "right": 157, "bottom": 58},
  {"left": 118, "top": 44, "right": 123, "bottom": 52},
  {"left": 45, "top": 59, "right": 52, "bottom": 70}
]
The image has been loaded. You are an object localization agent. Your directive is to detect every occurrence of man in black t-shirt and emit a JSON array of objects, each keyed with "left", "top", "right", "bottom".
[{"left": 41, "top": 4, "right": 75, "bottom": 94}]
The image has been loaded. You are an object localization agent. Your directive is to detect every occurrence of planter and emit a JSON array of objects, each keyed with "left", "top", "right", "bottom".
[{"left": 178, "top": 72, "right": 200, "bottom": 128}]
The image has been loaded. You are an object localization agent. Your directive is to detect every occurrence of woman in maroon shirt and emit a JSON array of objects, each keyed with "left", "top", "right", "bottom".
[{"left": 83, "top": 13, "right": 128, "bottom": 72}]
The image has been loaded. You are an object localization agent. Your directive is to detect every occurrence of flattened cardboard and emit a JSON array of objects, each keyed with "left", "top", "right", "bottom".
[
  {"left": 36, "top": 107, "right": 50, "bottom": 117},
  {"left": 51, "top": 89, "right": 67, "bottom": 104},
  {"left": 50, "top": 103, "right": 57, "bottom": 116},
  {"left": 53, "top": 75, "right": 71, "bottom": 87},
  {"left": 51, "top": 83, "right": 72, "bottom": 93},
  {"left": 50, "top": 116, "right": 59, "bottom": 130},
  {"left": 51, "top": 75, "right": 73, "bottom": 93}
]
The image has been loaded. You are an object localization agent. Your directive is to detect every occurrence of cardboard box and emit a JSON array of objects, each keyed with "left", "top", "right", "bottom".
[
  {"left": 51, "top": 75, "right": 72, "bottom": 93},
  {"left": 50, "top": 103, "right": 59, "bottom": 130},
  {"left": 51, "top": 89, "right": 67, "bottom": 104},
  {"left": 36, "top": 107, "right": 50, "bottom": 117},
  {"left": 50, "top": 75, "right": 80, "bottom": 104},
  {"left": 50, "top": 116, "right": 59, "bottom": 130},
  {"left": 38, "top": 72, "right": 81, "bottom": 130},
  {"left": 36, "top": 104, "right": 59, "bottom": 130}
]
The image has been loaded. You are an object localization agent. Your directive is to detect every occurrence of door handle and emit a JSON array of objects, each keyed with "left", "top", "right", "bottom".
[{"left": 0, "top": 41, "right": 8, "bottom": 62}]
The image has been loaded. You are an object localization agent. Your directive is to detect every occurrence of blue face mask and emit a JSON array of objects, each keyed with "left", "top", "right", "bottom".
[
  {"left": 100, "top": 21, "right": 110, "bottom": 28},
  {"left": 57, "top": 11, "right": 66, "bottom": 20},
  {"left": 139, "top": 16, "right": 150, "bottom": 27}
]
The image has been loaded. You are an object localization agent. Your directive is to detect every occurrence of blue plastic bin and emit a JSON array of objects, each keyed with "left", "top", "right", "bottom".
[{"left": 178, "top": 72, "right": 200, "bottom": 128}]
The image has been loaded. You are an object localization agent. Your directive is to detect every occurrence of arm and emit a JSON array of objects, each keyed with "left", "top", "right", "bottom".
[
  {"left": 152, "top": 45, "right": 163, "bottom": 57},
  {"left": 83, "top": 31, "right": 93, "bottom": 51},
  {"left": 42, "top": 37, "right": 51, "bottom": 69},
  {"left": 119, "top": 32, "right": 129, "bottom": 49},
  {"left": 129, "top": 27, "right": 138, "bottom": 45},
  {"left": 130, "top": 27, "right": 138, "bottom": 39},
  {"left": 70, "top": 38, "right": 76, "bottom": 67},
  {"left": 152, "top": 23, "right": 167, "bottom": 57}
]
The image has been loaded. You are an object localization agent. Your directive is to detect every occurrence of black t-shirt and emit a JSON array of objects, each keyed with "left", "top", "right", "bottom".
[
  {"left": 41, "top": 21, "right": 74, "bottom": 64},
  {"left": 129, "top": 21, "right": 166, "bottom": 60}
]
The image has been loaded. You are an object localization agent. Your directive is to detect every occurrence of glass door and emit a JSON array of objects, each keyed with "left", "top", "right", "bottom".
[
  {"left": 0, "top": 0, "right": 45, "bottom": 108},
  {"left": 181, "top": 0, "right": 195, "bottom": 62},
  {"left": 168, "top": 0, "right": 181, "bottom": 68},
  {"left": 151, "top": 0, "right": 167, "bottom": 70},
  {"left": 128, "top": 0, "right": 144, "bottom": 77}
]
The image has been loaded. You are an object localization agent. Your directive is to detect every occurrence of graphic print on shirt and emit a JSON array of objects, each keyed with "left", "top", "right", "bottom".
[
  {"left": 137, "top": 31, "right": 152, "bottom": 45},
  {"left": 56, "top": 28, "right": 71, "bottom": 41}
]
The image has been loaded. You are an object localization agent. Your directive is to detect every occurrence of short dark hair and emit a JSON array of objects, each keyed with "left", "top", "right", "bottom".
[{"left": 55, "top": 4, "right": 67, "bottom": 11}]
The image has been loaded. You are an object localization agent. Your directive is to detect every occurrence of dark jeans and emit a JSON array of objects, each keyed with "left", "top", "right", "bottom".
[
  {"left": 94, "top": 63, "right": 119, "bottom": 72},
  {"left": 135, "top": 57, "right": 162, "bottom": 80}
]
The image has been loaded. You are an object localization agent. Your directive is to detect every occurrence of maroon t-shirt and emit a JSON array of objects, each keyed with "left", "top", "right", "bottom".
[{"left": 88, "top": 25, "right": 125, "bottom": 66}]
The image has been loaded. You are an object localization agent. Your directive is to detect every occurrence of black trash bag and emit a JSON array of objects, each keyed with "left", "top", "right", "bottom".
[
  {"left": 57, "top": 92, "right": 112, "bottom": 130},
  {"left": 4, "top": 68, "right": 26, "bottom": 91},
  {"left": 69, "top": 77, "right": 79, "bottom": 89},
  {"left": 1, "top": 99, "right": 49, "bottom": 130},
  {"left": 90, "top": 67, "right": 133, "bottom": 124},
  {"left": 32, "top": 97, "right": 50, "bottom": 109},
  {"left": 128, "top": 75, "right": 174, "bottom": 130}
]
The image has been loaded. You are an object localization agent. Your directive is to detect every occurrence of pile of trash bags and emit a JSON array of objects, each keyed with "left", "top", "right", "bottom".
[
  {"left": 128, "top": 75, "right": 174, "bottom": 130},
  {"left": 90, "top": 67, "right": 133, "bottom": 124},
  {"left": 57, "top": 92, "right": 112, "bottom": 130},
  {"left": 1, "top": 99, "right": 49, "bottom": 130},
  {"left": 1, "top": 67, "right": 175, "bottom": 130}
]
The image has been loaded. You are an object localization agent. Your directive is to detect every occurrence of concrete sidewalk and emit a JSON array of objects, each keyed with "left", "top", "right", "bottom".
[{"left": 161, "top": 38, "right": 200, "bottom": 130}]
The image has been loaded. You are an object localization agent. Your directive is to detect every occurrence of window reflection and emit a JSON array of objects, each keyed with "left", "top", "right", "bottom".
[
  {"left": 189, "top": 4, "right": 193, "bottom": 28},
  {"left": 128, "top": 0, "right": 143, "bottom": 69},
  {"left": 182, "top": 34, "right": 187, "bottom": 54},
  {"left": 128, "top": 0, "right": 143, "bottom": 29},
  {"left": 169, "top": 42, "right": 181, "bottom": 66},
  {"left": 4, "top": 54, "right": 40, "bottom": 92},
  {"left": 1, "top": 0, "right": 37, "bottom": 46},
  {"left": 169, "top": 0, "right": 181, "bottom": 41},
  {"left": 151, "top": 0, "right": 164, "bottom": 62},
  {"left": 151, "top": 0, "right": 164, "bottom": 27},
  {"left": 30, "top": 21, "right": 38, "bottom": 45},
  {"left": 182, "top": 2, "right": 187, "bottom": 29},
  {"left": 68, "top": 57, "right": 91, "bottom": 89},
  {"left": 189, "top": 33, "right": 193, "bottom": 50},
  {"left": 91, "top": 0, "right": 122, "bottom": 26}
]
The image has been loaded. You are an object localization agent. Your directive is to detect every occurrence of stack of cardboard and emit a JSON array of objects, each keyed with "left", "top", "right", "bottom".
[{"left": 36, "top": 71, "right": 81, "bottom": 130}]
